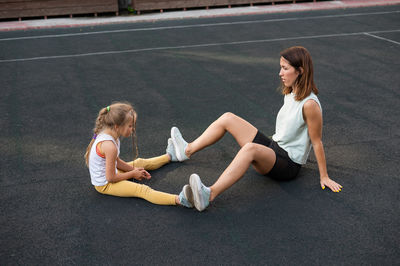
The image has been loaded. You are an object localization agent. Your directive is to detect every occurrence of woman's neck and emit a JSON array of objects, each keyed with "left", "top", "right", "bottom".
[{"left": 292, "top": 86, "right": 299, "bottom": 95}]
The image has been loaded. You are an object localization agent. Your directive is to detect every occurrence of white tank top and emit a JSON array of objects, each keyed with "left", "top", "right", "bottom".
[
  {"left": 272, "top": 92, "right": 321, "bottom": 165},
  {"left": 88, "top": 133, "right": 120, "bottom": 186}
]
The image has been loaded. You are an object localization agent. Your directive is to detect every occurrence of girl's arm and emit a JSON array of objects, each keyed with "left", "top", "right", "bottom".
[
  {"left": 102, "top": 141, "right": 151, "bottom": 183},
  {"left": 303, "top": 100, "right": 342, "bottom": 192},
  {"left": 116, "top": 157, "right": 151, "bottom": 180},
  {"left": 116, "top": 158, "right": 134, "bottom": 172}
]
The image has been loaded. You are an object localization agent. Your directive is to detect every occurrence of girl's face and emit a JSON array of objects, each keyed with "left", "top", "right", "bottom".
[
  {"left": 279, "top": 57, "right": 300, "bottom": 88},
  {"left": 118, "top": 115, "right": 135, "bottom": 138}
]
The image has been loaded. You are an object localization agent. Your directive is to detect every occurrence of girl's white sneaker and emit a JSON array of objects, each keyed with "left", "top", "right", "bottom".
[{"left": 171, "top": 127, "right": 189, "bottom": 162}]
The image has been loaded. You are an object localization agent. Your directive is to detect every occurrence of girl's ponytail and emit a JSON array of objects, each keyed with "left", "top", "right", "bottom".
[
  {"left": 84, "top": 138, "right": 95, "bottom": 167},
  {"left": 84, "top": 106, "right": 108, "bottom": 166}
]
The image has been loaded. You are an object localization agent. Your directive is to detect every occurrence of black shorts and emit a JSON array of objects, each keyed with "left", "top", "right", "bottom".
[{"left": 252, "top": 131, "right": 301, "bottom": 181}]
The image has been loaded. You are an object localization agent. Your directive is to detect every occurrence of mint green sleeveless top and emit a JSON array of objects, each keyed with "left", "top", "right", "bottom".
[{"left": 272, "top": 92, "right": 321, "bottom": 165}]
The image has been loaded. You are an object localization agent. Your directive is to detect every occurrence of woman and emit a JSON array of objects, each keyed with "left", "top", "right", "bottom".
[{"left": 172, "top": 46, "right": 342, "bottom": 211}]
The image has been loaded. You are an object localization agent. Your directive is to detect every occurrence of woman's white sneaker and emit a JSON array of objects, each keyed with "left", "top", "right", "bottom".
[{"left": 189, "top": 174, "right": 210, "bottom": 212}]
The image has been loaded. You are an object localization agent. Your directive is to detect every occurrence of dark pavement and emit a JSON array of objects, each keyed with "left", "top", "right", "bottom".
[{"left": 1, "top": 4, "right": 399, "bottom": 265}]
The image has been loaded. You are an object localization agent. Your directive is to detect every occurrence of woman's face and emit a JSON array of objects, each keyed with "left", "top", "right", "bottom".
[{"left": 279, "top": 57, "right": 300, "bottom": 88}]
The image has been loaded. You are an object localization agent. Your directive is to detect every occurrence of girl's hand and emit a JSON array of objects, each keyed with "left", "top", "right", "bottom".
[
  {"left": 132, "top": 168, "right": 151, "bottom": 181},
  {"left": 320, "top": 176, "right": 342, "bottom": 192}
]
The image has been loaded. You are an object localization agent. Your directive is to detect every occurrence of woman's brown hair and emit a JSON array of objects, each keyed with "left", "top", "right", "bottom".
[
  {"left": 279, "top": 46, "right": 318, "bottom": 101},
  {"left": 84, "top": 102, "right": 138, "bottom": 166}
]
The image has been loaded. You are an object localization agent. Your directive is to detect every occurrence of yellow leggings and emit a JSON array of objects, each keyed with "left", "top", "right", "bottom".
[{"left": 94, "top": 155, "right": 177, "bottom": 205}]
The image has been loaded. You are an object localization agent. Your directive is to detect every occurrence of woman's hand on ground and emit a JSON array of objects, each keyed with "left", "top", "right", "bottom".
[{"left": 320, "top": 176, "right": 342, "bottom": 192}]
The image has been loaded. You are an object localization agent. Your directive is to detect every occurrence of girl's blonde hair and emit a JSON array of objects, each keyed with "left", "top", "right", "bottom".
[
  {"left": 279, "top": 46, "right": 318, "bottom": 101},
  {"left": 84, "top": 102, "right": 138, "bottom": 166}
]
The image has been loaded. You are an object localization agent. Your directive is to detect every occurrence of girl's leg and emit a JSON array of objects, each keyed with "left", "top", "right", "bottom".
[
  {"left": 186, "top": 112, "right": 258, "bottom": 157},
  {"left": 209, "top": 143, "right": 276, "bottom": 201},
  {"left": 127, "top": 154, "right": 170, "bottom": 171},
  {"left": 95, "top": 180, "right": 177, "bottom": 205}
]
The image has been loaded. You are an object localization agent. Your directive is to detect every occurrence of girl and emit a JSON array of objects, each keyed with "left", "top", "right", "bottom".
[
  {"left": 171, "top": 46, "right": 343, "bottom": 211},
  {"left": 84, "top": 102, "right": 193, "bottom": 208}
]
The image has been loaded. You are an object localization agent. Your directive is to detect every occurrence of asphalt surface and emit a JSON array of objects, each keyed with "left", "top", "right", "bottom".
[{"left": 1, "top": 4, "right": 399, "bottom": 265}]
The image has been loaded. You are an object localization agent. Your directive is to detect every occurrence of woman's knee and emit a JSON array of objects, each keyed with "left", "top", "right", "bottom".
[
  {"left": 219, "top": 112, "right": 236, "bottom": 120},
  {"left": 240, "top": 142, "right": 274, "bottom": 159},
  {"left": 239, "top": 143, "right": 259, "bottom": 158},
  {"left": 218, "top": 112, "right": 238, "bottom": 126}
]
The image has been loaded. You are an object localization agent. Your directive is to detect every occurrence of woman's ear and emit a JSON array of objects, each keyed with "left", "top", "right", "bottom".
[{"left": 298, "top": 67, "right": 304, "bottom": 75}]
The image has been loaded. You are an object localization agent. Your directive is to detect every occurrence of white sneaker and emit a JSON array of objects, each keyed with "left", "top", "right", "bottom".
[
  {"left": 171, "top": 127, "right": 189, "bottom": 162},
  {"left": 189, "top": 174, "right": 210, "bottom": 212},
  {"left": 166, "top": 138, "right": 178, "bottom": 162}
]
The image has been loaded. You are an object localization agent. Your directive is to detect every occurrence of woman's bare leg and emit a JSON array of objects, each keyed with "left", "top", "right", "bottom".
[
  {"left": 209, "top": 143, "right": 276, "bottom": 201},
  {"left": 185, "top": 112, "right": 258, "bottom": 157}
]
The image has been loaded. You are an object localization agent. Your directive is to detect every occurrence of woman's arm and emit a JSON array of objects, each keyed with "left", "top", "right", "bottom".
[
  {"left": 102, "top": 141, "right": 151, "bottom": 183},
  {"left": 303, "top": 100, "right": 342, "bottom": 192}
]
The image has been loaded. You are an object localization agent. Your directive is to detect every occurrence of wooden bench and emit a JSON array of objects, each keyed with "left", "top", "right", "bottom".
[
  {"left": 0, "top": 0, "right": 119, "bottom": 20},
  {"left": 131, "top": 0, "right": 317, "bottom": 14}
]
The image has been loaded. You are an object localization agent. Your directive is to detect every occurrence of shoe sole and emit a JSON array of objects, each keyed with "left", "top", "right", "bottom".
[
  {"left": 171, "top": 127, "right": 185, "bottom": 162},
  {"left": 189, "top": 174, "right": 206, "bottom": 211},
  {"left": 167, "top": 138, "right": 177, "bottom": 162},
  {"left": 183, "top": 184, "right": 194, "bottom": 208}
]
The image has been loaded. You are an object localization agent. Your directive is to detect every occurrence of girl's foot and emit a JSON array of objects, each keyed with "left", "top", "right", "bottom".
[
  {"left": 179, "top": 184, "right": 194, "bottom": 208},
  {"left": 166, "top": 138, "right": 179, "bottom": 162},
  {"left": 171, "top": 127, "right": 189, "bottom": 162},
  {"left": 189, "top": 174, "right": 210, "bottom": 212}
]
